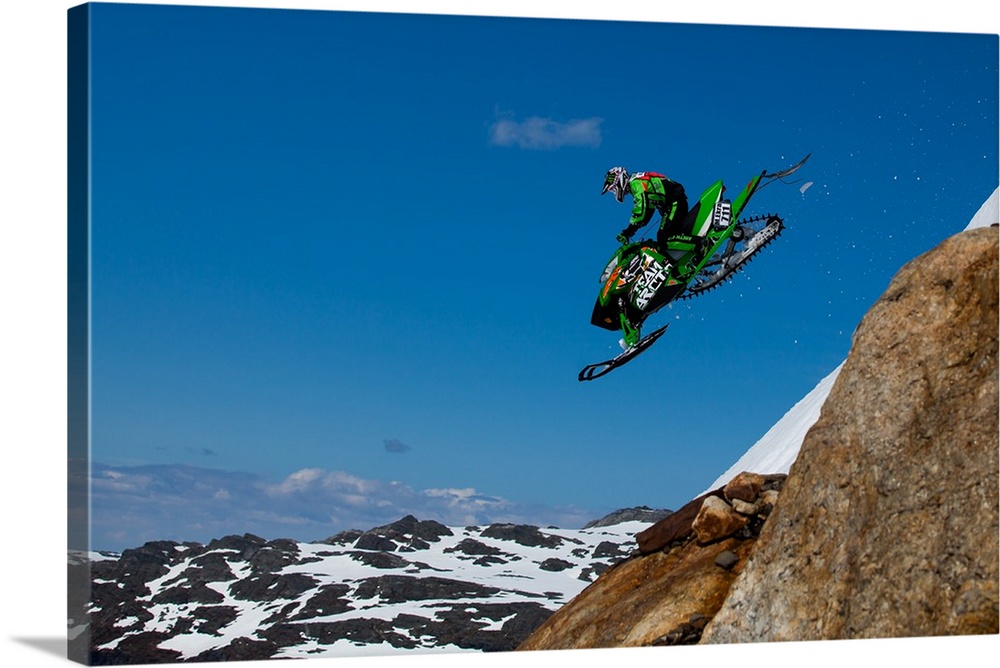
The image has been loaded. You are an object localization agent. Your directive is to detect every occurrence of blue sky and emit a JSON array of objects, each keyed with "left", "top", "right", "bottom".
[{"left": 80, "top": 2, "right": 998, "bottom": 550}]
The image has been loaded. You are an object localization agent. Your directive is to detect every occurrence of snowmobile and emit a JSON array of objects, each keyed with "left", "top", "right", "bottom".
[{"left": 578, "top": 154, "right": 810, "bottom": 382}]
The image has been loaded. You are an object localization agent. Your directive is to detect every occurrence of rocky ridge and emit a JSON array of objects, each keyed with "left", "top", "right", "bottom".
[
  {"left": 74, "top": 509, "right": 669, "bottom": 663},
  {"left": 583, "top": 506, "right": 672, "bottom": 529}
]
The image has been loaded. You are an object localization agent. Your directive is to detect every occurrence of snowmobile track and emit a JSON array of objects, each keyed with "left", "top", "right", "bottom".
[{"left": 679, "top": 214, "right": 784, "bottom": 300}]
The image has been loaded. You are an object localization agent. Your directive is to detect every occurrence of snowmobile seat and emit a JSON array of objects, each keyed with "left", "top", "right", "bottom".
[
  {"left": 662, "top": 234, "right": 699, "bottom": 263},
  {"left": 680, "top": 202, "right": 702, "bottom": 236}
]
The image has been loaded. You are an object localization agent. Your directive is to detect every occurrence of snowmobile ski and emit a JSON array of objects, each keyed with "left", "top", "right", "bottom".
[
  {"left": 763, "top": 153, "right": 811, "bottom": 181},
  {"left": 578, "top": 324, "right": 669, "bottom": 382}
]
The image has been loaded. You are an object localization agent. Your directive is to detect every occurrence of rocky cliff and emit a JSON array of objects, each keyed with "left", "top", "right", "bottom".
[
  {"left": 520, "top": 225, "right": 999, "bottom": 651},
  {"left": 703, "top": 225, "right": 998, "bottom": 642}
]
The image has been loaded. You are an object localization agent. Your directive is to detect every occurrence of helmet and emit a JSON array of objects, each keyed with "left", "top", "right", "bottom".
[{"left": 601, "top": 166, "right": 630, "bottom": 203}]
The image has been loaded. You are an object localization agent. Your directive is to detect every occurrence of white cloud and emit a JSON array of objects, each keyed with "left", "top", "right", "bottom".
[
  {"left": 88, "top": 462, "right": 600, "bottom": 552},
  {"left": 265, "top": 467, "right": 326, "bottom": 495},
  {"left": 489, "top": 113, "right": 603, "bottom": 150},
  {"left": 92, "top": 469, "right": 154, "bottom": 494},
  {"left": 424, "top": 487, "right": 477, "bottom": 499}
]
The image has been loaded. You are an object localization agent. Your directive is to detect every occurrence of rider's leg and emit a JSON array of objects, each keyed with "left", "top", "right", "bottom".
[
  {"left": 618, "top": 299, "right": 641, "bottom": 349},
  {"left": 656, "top": 233, "right": 699, "bottom": 279}
]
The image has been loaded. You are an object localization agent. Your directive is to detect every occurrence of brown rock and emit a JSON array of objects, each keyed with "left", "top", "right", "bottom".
[
  {"left": 730, "top": 499, "right": 759, "bottom": 516},
  {"left": 702, "top": 226, "right": 999, "bottom": 643},
  {"left": 692, "top": 496, "right": 750, "bottom": 545},
  {"left": 517, "top": 535, "right": 752, "bottom": 650},
  {"left": 636, "top": 490, "right": 723, "bottom": 554},
  {"left": 759, "top": 489, "right": 779, "bottom": 508},
  {"left": 723, "top": 472, "right": 765, "bottom": 503}
]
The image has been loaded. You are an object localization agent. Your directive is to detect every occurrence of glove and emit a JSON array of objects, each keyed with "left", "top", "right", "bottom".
[{"left": 616, "top": 232, "right": 630, "bottom": 245}]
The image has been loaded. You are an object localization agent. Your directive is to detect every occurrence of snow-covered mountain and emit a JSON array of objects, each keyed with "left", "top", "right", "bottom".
[
  {"left": 76, "top": 511, "right": 667, "bottom": 663},
  {"left": 705, "top": 186, "right": 999, "bottom": 492}
]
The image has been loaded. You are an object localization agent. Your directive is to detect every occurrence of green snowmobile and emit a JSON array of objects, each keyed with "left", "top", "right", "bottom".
[{"left": 579, "top": 154, "right": 810, "bottom": 381}]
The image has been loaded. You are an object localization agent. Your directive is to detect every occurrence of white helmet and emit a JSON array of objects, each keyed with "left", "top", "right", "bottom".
[{"left": 601, "top": 166, "right": 630, "bottom": 203}]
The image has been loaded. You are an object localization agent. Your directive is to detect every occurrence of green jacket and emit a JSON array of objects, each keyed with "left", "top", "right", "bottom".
[{"left": 623, "top": 172, "right": 686, "bottom": 236}]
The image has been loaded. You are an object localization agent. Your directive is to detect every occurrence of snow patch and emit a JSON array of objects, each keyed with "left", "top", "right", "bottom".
[
  {"left": 704, "top": 362, "right": 843, "bottom": 492},
  {"left": 965, "top": 186, "right": 999, "bottom": 230}
]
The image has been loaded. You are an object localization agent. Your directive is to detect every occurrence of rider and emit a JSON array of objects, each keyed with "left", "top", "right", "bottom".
[
  {"left": 601, "top": 166, "right": 689, "bottom": 250},
  {"left": 600, "top": 166, "right": 691, "bottom": 350}
]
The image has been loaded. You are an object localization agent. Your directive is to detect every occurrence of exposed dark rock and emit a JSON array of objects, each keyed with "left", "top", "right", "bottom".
[
  {"left": 87, "top": 592, "right": 156, "bottom": 648},
  {"left": 266, "top": 538, "right": 299, "bottom": 551},
  {"left": 354, "top": 515, "right": 454, "bottom": 553},
  {"left": 371, "top": 515, "right": 454, "bottom": 542},
  {"left": 399, "top": 537, "right": 431, "bottom": 551},
  {"left": 444, "top": 538, "right": 504, "bottom": 556},
  {"left": 354, "top": 533, "right": 398, "bottom": 552},
  {"left": 185, "top": 552, "right": 237, "bottom": 582},
  {"left": 90, "top": 631, "right": 183, "bottom": 665},
  {"left": 150, "top": 582, "right": 225, "bottom": 605},
  {"left": 229, "top": 572, "right": 319, "bottom": 602},
  {"left": 289, "top": 584, "right": 354, "bottom": 620},
  {"left": 473, "top": 555, "right": 509, "bottom": 567},
  {"left": 112, "top": 541, "right": 182, "bottom": 596},
  {"left": 349, "top": 550, "right": 411, "bottom": 569},
  {"left": 584, "top": 506, "right": 673, "bottom": 529},
  {"left": 481, "top": 524, "right": 565, "bottom": 548},
  {"left": 391, "top": 602, "right": 555, "bottom": 652},
  {"left": 320, "top": 529, "right": 363, "bottom": 546},
  {"left": 190, "top": 605, "right": 239, "bottom": 636},
  {"left": 495, "top": 604, "right": 554, "bottom": 646},
  {"left": 353, "top": 575, "right": 502, "bottom": 603},
  {"left": 294, "top": 618, "right": 418, "bottom": 649},
  {"left": 205, "top": 534, "right": 267, "bottom": 560},
  {"left": 593, "top": 541, "right": 627, "bottom": 559},
  {"left": 538, "top": 558, "right": 575, "bottom": 572},
  {"left": 578, "top": 563, "right": 609, "bottom": 582},
  {"left": 88, "top": 558, "right": 120, "bottom": 582},
  {"left": 257, "top": 621, "right": 306, "bottom": 647},
  {"left": 248, "top": 544, "right": 298, "bottom": 573},
  {"left": 714, "top": 551, "right": 739, "bottom": 570},
  {"left": 191, "top": 636, "right": 279, "bottom": 663}
]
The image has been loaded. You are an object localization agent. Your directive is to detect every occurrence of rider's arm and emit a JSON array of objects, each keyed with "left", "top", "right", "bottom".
[
  {"left": 623, "top": 181, "right": 652, "bottom": 237},
  {"left": 629, "top": 180, "right": 647, "bottom": 227}
]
